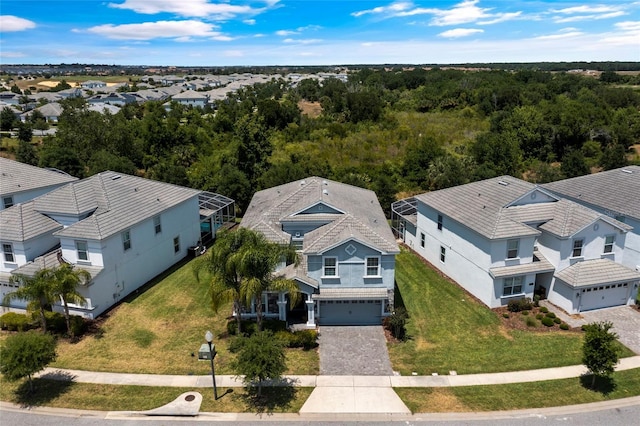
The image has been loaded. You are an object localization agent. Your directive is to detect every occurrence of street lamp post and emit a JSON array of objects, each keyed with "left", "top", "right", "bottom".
[{"left": 204, "top": 330, "right": 218, "bottom": 400}]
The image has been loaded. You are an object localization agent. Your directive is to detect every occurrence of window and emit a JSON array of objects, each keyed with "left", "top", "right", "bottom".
[
  {"left": 603, "top": 235, "right": 615, "bottom": 253},
  {"left": 323, "top": 257, "right": 338, "bottom": 277},
  {"left": 420, "top": 233, "right": 425, "bottom": 248},
  {"left": 440, "top": 246, "right": 446, "bottom": 263},
  {"left": 506, "top": 239, "right": 519, "bottom": 259},
  {"left": 2, "top": 243, "right": 15, "bottom": 263},
  {"left": 173, "top": 236, "right": 180, "bottom": 253},
  {"left": 437, "top": 214, "right": 443, "bottom": 230},
  {"left": 503, "top": 276, "right": 524, "bottom": 296},
  {"left": 572, "top": 238, "right": 584, "bottom": 257},
  {"left": 122, "top": 230, "right": 131, "bottom": 251},
  {"left": 75, "top": 241, "right": 88, "bottom": 261},
  {"left": 154, "top": 216, "right": 162, "bottom": 234},
  {"left": 365, "top": 257, "right": 380, "bottom": 277},
  {"left": 2, "top": 196, "right": 14, "bottom": 209}
]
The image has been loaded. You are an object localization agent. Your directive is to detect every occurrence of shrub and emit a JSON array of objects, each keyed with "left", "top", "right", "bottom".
[
  {"left": 262, "top": 319, "right": 288, "bottom": 333},
  {"left": 385, "top": 307, "right": 409, "bottom": 340},
  {"left": 43, "top": 311, "right": 66, "bottom": 333},
  {"left": 502, "top": 312, "right": 510, "bottom": 318},
  {"left": 226, "top": 320, "right": 258, "bottom": 336},
  {"left": 522, "top": 310, "right": 529, "bottom": 316},
  {"left": 545, "top": 312, "right": 556, "bottom": 319},
  {"left": 525, "top": 316, "right": 538, "bottom": 327},
  {"left": 536, "top": 313, "right": 544, "bottom": 320},
  {"left": 541, "top": 317, "right": 555, "bottom": 327},
  {"left": 69, "top": 315, "right": 87, "bottom": 336},
  {"left": 539, "top": 306, "right": 549, "bottom": 313},
  {"left": 273, "top": 330, "right": 318, "bottom": 349},
  {"left": 507, "top": 298, "right": 533, "bottom": 312},
  {"left": 0, "top": 312, "right": 33, "bottom": 331},
  {"left": 553, "top": 317, "right": 562, "bottom": 324},
  {"left": 560, "top": 323, "right": 570, "bottom": 330},
  {"left": 533, "top": 294, "right": 541, "bottom": 307},
  {"left": 227, "top": 336, "right": 245, "bottom": 353}
]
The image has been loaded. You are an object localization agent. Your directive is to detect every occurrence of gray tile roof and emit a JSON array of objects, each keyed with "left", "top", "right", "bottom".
[
  {"left": 12, "top": 249, "right": 103, "bottom": 279},
  {"left": 543, "top": 166, "right": 640, "bottom": 220},
  {"left": 38, "top": 171, "right": 201, "bottom": 240},
  {"left": 280, "top": 256, "right": 318, "bottom": 289},
  {"left": 415, "top": 176, "right": 541, "bottom": 239},
  {"left": 0, "top": 200, "right": 62, "bottom": 241},
  {"left": 0, "top": 157, "right": 78, "bottom": 197},
  {"left": 312, "top": 287, "right": 389, "bottom": 300},
  {"left": 555, "top": 259, "right": 640, "bottom": 288},
  {"left": 489, "top": 252, "right": 555, "bottom": 278},
  {"left": 241, "top": 177, "right": 399, "bottom": 254}
]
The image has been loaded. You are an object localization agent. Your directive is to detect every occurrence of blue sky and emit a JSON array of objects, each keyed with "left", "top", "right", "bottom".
[{"left": 1, "top": 1, "right": 638, "bottom": 66}]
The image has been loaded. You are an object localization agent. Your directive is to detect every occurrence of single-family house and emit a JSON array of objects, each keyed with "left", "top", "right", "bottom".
[
  {"left": 171, "top": 90, "right": 209, "bottom": 108},
  {"left": 0, "top": 157, "right": 77, "bottom": 210},
  {"left": 1, "top": 170, "right": 235, "bottom": 319},
  {"left": 21, "top": 102, "right": 63, "bottom": 123},
  {"left": 0, "top": 91, "right": 20, "bottom": 105},
  {"left": 543, "top": 166, "right": 640, "bottom": 271},
  {"left": 81, "top": 80, "right": 107, "bottom": 90},
  {"left": 241, "top": 177, "right": 400, "bottom": 327},
  {"left": 392, "top": 175, "right": 640, "bottom": 314},
  {"left": 87, "top": 92, "right": 137, "bottom": 106}
]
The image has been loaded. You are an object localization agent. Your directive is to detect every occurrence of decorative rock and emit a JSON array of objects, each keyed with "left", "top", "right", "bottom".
[{"left": 142, "top": 391, "right": 202, "bottom": 416}]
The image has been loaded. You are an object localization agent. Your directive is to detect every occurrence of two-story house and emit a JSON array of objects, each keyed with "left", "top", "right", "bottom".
[
  {"left": 241, "top": 177, "right": 400, "bottom": 327},
  {"left": 1, "top": 170, "right": 235, "bottom": 319},
  {"left": 393, "top": 176, "right": 640, "bottom": 314},
  {"left": 0, "top": 157, "right": 77, "bottom": 210}
]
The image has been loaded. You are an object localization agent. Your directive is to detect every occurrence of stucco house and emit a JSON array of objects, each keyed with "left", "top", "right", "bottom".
[
  {"left": 0, "top": 157, "right": 77, "bottom": 210},
  {"left": 1, "top": 170, "right": 235, "bottom": 319},
  {"left": 241, "top": 177, "right": 400, "bottom": 327},
  {"left": 21, "top": 102, "right": 63, "bottom": 123},
  {"left": 170, "top": 90, "right": 209, "bottom": 108},
  {"left": 392, "top": 175, "right": 640, "bottom": 314}
]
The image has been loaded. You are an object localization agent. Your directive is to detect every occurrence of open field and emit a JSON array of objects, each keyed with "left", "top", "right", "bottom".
[{"left": 388, "top": 247, "right": 634, "bottom": 375}]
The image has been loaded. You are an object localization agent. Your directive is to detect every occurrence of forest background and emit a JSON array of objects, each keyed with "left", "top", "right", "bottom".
[{"left": 2, "top": 65, "right": 640, "bottom": 216}]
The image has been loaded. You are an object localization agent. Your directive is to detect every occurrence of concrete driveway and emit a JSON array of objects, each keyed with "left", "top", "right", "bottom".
[
  {"left": 580, "top": 306, "right": 640, "bottom": 355},
  {"left": 318, "top": 326, "right": 394, "bottom": 376}
]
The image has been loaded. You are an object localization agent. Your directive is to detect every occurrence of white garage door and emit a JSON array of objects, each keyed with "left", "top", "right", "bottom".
[
  {"left": 318, "top": 300, "right": 382, "bottom": 325},
  {"left": 580, "top": 283, "right": 629, "bottom": 311}
]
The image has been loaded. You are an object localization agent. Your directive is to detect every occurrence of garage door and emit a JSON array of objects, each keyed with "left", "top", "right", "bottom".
[
  {"left": 318, "top": 300, "right": 382, "bottom": 325},
  {"left": 580, "top": 283, "right": 629, "bottom": 311}
]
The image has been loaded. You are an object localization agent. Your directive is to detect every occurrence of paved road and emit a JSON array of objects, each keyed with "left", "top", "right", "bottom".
[{"left": 318, "top": 326, "right": 394, "bottom": 376}]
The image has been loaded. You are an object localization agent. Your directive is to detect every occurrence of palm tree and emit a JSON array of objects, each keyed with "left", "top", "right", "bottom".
[
  {"left": 51, "top": 264, "right": 90, "bottom": 335},
  {"left": 239, "top": 233, "right": 300, "bottom": 331},
  {"left": 4, "top": 269, "right": 56, "bottom": 332}
]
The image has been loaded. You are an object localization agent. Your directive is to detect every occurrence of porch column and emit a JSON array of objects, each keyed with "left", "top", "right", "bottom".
[
  {"left": 277, "top": 292, "right": 287, "bottom": 322},
  {"left": 306, "top": 294, "right": 316, "bottom": 327}
]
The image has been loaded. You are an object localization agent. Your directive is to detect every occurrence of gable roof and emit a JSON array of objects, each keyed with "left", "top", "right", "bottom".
[
  {"left": 173, "top": 90, "right": 208, "bottom": 100},
  {"left": 0, "top": 157, "right": 78, "bottom": 197},
  {"left": 241, "top": 177, "right": 399, "bottom": 254},
  {"left": 0, "top": 201, "right": 63, "bottom": 241},
  {"left": 33, "top": 171, "right": 200, "bottom": 240},
  {"left": 543, "top": 166, "right": 640, "bottom": 220}
]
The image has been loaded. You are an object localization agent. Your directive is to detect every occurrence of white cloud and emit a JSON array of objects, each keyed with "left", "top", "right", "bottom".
[
  {"left": 276, "top": 30, "right": 297, "bottom": 36},
  {"left": 275, "top": 25, "right": 321, "bottom": 37},
  {"left": 84, "top": 20, "right": 224, "bottom": 40},
  {"left": 243, "top": 19, "right": 256, "bottom": 25},
  {"left": 534, "top": 31, "right": 584, "bottom": 40},
  {"left": 551, "top": 5, "right": 623, "bottom": 14},
  {"left": 108, "top": 0, "right": 256, "bottom": 19},
  {"left": 549, "top": 4, "right": 627, "bottom": 23},
  {"left": 0, "top": 51, "right": 27, "bottom": 58},
  {"left": 438, "top": 28, "right": 484, "bottom": 38},
  {"left": 0, "top": 15, "right": 36, "bottom": 32},
  {"left": 282, "top": 38, "right": 322, "bottom": 44},
  {"left": 353, "top": 0, "right": 521, "bottom": 27},
  {"left": 553, "top": 11, "right": 626, "bottom": 23}
]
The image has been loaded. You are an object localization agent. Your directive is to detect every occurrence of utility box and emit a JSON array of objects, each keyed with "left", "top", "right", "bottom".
[{"left": 198, "top": 344, "right": 212, "bottom": 360}]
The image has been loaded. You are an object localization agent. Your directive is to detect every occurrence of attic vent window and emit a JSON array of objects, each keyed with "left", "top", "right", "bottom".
[{"left": 498, "top": 180, "right": 509, "bottom": 186}]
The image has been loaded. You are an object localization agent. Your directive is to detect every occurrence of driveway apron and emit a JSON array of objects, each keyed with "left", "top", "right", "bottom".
[
  {"left": 318, "top": 326, "right": 394, "bottom": 375},
  {"left": 579, "top": 306, "right": 640, "bottom": 355}
]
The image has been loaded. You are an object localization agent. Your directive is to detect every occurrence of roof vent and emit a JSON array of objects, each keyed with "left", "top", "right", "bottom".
[
  {"left": 111, "top": 175, "right": 121, "bottom": 180},
  {"left": 621, "top": 169, "right": 633, "bottom": 174},
  {"left": 498, "top": 180, "right": 509, "bottom": 186},
  {"left": 323, "top": 180, "right": 328, "bottom": 185},
  {"left": 300, "top": 180, "right": 306, "bottom": 186},
  {"left": 322, "top": 189, "right": 328, "bottom": 195}
]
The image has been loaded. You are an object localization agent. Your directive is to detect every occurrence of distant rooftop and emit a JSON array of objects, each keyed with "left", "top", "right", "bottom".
[{"left": 0, "top": 157, "right": 78, "bottom": 197}]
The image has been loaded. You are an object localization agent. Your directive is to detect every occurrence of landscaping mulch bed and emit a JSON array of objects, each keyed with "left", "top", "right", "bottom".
[{"left": 495, "top": 306, "right": 581, "bottom": 333}]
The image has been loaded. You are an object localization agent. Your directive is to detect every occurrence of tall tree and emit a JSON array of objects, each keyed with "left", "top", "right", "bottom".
[
  {"left": 51, "top": 264, "right": 91, "bottom": 336},
  {"left": 582, "top": 321, "right": 620, "bottom": 388},
  {"left": 4, "top": 269, "right": 56, "bottom": 332}
]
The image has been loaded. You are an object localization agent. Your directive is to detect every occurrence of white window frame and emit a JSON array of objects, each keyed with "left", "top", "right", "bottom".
[
  {"left": 603, "top": 235, "right": 615, "bottom": 254},
  {"left": 365, "top": 256, "right": 381, "bottom": 277},
  {"left": 122, "top": 230, "right": 131, "bottom": 251},
  {"left": 2, "top": 196, "right": 14, "bottom": 209},
  {"left": 503, "top": 276, "right": 524, "bottom": 296},
  {"left": 75, "top": 240, "right": 89, "bottom": 261},
  {"left": 420, "top": 232, "right": 425, "bottom": 248},
  {"left": 173, "top": 236, "right": 180, "bottom": 254},
  {"left": 440, "top": 246, "right": 446, "bottom": 263},
  {"left": 2, "top": 243, "right": 15, "bottom": 263},
  {"left": 506, "top": 239, "right": 519, "bottom": 259},
  {"left": 154, "top": 215, "right": 162, "bottom": 234},
  {"left": 323, "top": 257, "right": 338, "bottom": 277},
  {"left": 572, "top": 238, "right": 584, "bottom": 258}
]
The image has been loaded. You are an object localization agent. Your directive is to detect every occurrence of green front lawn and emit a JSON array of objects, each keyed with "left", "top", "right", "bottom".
[
  {"left": 388, "top": 248, "right": 633, "bottom": 375},
  {"left": 51, "top": 259, "right": 319, "bottom": 375}
]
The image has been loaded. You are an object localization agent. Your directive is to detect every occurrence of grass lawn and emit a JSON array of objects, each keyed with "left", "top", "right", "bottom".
[
  {"left": 395, "top": 367, "right": 640, "bottom": 413},
  {"left": 0, "top": 377, "right": 312, "bottom": 413},
  {"left": 388, "top": 248, "right": 634, "bottom": 375},
  {"left": 51, "top": 258, "right": 319, "bottom": 375}
]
